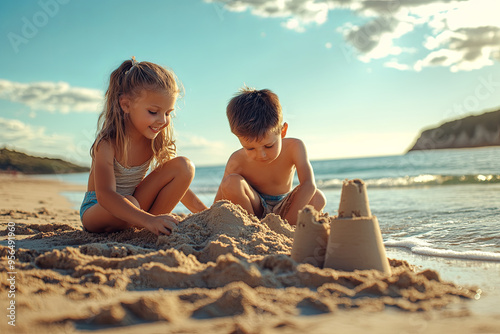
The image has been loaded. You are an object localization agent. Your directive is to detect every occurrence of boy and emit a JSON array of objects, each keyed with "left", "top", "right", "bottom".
[{"left": 214, "top": 87, "right": 326, "bottom": 225}]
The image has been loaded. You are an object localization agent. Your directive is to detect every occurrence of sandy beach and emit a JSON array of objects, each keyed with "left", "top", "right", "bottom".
[{"left": 1, "top": 174, "right": 499, "bottom": 334}]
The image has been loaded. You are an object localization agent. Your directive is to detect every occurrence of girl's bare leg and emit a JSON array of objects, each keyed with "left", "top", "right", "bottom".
[
  {"left": 82, "top": 195, "right": 140, "bottom": 233},
  {"left": 82, "top": 157, "right": 195, "bottom": 232},
  {"left": 133, "top": 156, "right": 195, "bottom": 214}
]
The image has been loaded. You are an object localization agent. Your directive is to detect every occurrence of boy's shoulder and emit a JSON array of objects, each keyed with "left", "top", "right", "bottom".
[
  {"left": 282, "top": 137, "right": 307, "bottom": 152},
  {"left": 281, "top": 138, "right": 309, "bottom": 165},
  {"left": 224, "top": 148, "right": 247, "bottom": 173},
  {"left": 282, "top": 137, "right": 304, "bottom": 145},
  {"left": 226, "top": 148, "right": 246, "bottom": 163}
]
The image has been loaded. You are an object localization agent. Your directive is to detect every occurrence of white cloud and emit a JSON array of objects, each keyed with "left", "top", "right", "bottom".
[
  {"left": 414, "top": 49, "right": 460, "bottom": 71},
  {"left": 205, "top": 0, "right": 329, "bottom": 32},
  {"left": 282, "top": 18, "right": 305, "bottom": 32},
  {"left": 0, "top": 79, "right": 103, "bottom": 113},
  {"left": 206, "top": 0, "right": 500, "bottom": 72},
  {"left": 0, "top": 117, "right": 90, "bottom": 164},
  {"left": 176, "top": 132, "right": 231, "bottom": 166},
  {"left": 424, "top": 30, "right": 454, "bottom": 50},
  {"left": 340, "top": 16, "right": 403, "bottom": 59},
  {"left": 445, "top": 0, "right": 498, "bottom": 30},
  {"left": 416, "top": 26, "right": 500, "bottom": 72},
  {"left": 338, "top": 10, "right": 416, "bottom": 62},
  {"left": 178, "top": 133, "right": 225, "bottom": 150},
  {"left": 384, "top": 60, "right": 411, "bottom": 71}
]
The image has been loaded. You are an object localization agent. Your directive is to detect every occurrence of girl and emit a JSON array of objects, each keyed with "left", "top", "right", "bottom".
[{"left": 81, "top": 57, "right": 207, "bottom": 236}]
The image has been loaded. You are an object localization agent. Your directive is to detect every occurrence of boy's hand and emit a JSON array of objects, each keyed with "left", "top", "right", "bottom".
[{"left": 146, "top": 214, "right": 179, "bottom": 236}]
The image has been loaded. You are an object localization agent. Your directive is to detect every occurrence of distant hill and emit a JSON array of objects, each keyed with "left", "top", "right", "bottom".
[
  {"left": 0, "top": 148, "right": 90, "bottom": 174},
  {"left": 407, "top": 109, "right": 500, "bottom": 152}
]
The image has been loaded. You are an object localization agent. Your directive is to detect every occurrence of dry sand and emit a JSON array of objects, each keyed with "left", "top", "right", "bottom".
[{"left": 0, "top": 174, "right": 499, "bottom": 334}]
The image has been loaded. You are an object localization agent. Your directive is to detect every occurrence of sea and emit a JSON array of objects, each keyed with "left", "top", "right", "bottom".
[{"left": 37, "top": 146, "right": 500, "bottom": 312}]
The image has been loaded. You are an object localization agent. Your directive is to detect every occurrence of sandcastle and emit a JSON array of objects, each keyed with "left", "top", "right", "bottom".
[
  {"left": 292, "top": 179, "right": 391, "bottom": 275},
  {"left": 290, "top": 207, "right": 329, "bottom": 267}
]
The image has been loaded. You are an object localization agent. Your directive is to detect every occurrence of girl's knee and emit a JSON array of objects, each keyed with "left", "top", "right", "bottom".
[
  {"left": 172, "top": 156, "right": 195, "bottom": 177},
  {"left": 125, "top": 195, "right": 141, "bottom": 209},
  {"left": 156, "top": 156, "right": 195, "bottom": 181}
]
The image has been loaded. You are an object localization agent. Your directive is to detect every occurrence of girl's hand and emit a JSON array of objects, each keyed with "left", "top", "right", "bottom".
[{"left": 146, "top": 214, "right": 179, "bottom": 236}]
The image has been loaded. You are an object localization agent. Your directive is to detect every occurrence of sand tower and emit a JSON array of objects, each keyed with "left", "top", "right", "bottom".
[
  {"left": 291, "top": 206, "right": 329, "bottom": 268},
  {"left": 292, "top": 179, "right": 391, "bottom": 275},
  {"left": 323, "top": 179, "right": 391, "bottom": 274}
]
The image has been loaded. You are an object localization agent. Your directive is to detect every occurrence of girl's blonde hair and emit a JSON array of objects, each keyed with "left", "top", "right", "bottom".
[{"left": 91, "top": 58, "right": 183, "bottom": 168}]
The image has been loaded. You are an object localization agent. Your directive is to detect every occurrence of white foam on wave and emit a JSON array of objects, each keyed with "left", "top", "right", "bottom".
[
  {"left": 384, "top": 237, "right": 500, "bottom": 262},
  {"left": 317, "top": 174, "right": 500, "bottom": 189}
]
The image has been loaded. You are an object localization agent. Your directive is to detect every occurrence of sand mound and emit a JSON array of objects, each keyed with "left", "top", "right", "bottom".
[
  {"left": 0, "top": 200, "right": 478, "bottom": 333},
  {"left": 157, "top": 201, "right": 294, "bottom": 262}
]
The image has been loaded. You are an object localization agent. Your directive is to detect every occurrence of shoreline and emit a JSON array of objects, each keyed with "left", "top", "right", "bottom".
[
  {"left": 0, "top": 174, "right": 86, "bottom": 214},
  {"left": 385, "top": 247, "right": 500, "bottom": 315},
  {"left": 0, "top": 175, "right": 499, "bottom": 333}
]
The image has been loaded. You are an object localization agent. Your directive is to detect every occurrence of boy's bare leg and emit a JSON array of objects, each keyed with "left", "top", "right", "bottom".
[
  {"left": 309, "top": 189, "right": 326, "bottom": 212},
  {"left": 218, "top": 173, "right": 263, "bottom": 217},
  {"left": 283, "top": 187, "right": 326, "bottom": 225}
]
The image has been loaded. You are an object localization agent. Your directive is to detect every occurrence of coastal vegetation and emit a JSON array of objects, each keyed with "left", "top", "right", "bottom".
[{"left": 0, "top": 148, "right": 89, "bottom": 174}]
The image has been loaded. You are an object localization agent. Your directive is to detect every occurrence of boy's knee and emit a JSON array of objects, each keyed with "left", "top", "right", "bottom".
[
  {"left": 311, "top": 189, "right": 326, "bottom": 211},
  {"left": 221, "top": 173, "right": 245, "bottom": 194}
]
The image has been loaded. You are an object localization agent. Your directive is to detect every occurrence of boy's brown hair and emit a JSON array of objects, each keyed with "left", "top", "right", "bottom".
[{"left": 226, "top": 86, "right": 283, "bottom": 140}]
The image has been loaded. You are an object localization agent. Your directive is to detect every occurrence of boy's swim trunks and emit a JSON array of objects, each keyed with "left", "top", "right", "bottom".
[{"left": 258, "top": 187, "right": 298, "bottom": 219}]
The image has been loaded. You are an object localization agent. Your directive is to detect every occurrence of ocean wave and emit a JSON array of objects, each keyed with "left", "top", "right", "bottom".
[
  {"left": 317, "top": 174, "right": 500, "bottom": 189},
  {"left": 384, "top": 237, "right": 500, "bottom": 262}
]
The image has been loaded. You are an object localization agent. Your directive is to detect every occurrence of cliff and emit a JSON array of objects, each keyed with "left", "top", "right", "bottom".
[
  {"left": 0, "top": 148, "right": 90, "bottom": 174},
  {"left": 407, "top": 109, "right": 500, "bottom": 152}
]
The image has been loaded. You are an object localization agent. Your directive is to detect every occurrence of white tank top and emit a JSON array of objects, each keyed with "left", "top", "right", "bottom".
[{"left": 113, "top": 158, "right": 151, "bottom": 196}]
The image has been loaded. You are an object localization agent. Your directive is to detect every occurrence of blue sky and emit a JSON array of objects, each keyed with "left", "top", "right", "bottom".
[{"left": 1, "top": 0, "right": 499, "bottom": 167}]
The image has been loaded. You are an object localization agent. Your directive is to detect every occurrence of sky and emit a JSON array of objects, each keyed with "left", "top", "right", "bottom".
[{"left": 1, "top": 0, "right": 499, "bottom": 167}]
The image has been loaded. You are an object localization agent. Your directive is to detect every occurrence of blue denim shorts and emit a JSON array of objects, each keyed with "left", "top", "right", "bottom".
[{"left": 80, "top": 191, "right": 97, "bottom": 221}]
